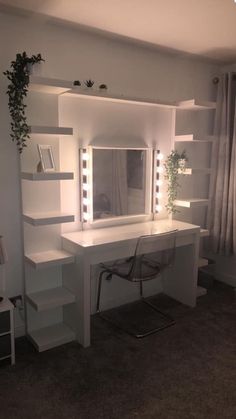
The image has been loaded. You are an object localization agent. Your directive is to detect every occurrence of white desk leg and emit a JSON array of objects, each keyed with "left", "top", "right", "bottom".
[
  {"left": 162, "top": 232, "right": 200, "bottom": 307},
  {"left": 76, "top": 255, "right": 91, "bottom": 348}
]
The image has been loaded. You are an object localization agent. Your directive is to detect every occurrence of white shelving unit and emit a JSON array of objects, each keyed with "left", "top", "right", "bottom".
[
  {"left": 174, "top": 97, "right": 216, "bottom": 297},
  {"left": 22, "top": 77, "right": 77, "bottom": 352}
]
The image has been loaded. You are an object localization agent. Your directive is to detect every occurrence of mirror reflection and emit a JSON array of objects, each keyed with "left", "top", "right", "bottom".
[{"left": 93, "top": 148, "right": 147, "bottom": 220}]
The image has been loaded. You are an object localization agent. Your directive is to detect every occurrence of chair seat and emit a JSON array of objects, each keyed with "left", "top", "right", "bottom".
[{"left": 100, "top": 255, "right": 162, "bottom": 282}]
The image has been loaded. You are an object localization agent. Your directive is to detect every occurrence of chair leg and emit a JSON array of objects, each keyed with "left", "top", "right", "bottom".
[
  {"left": 96, "top": 270, "right": 107, "bottom": 313},
  {"left": 139, "top": 281, "right": 143, "bottom": 298}
]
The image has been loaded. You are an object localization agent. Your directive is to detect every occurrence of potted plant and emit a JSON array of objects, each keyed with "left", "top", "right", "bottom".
[
  {"left": 84, "top": 79, "right": 94, "bottom": 89},
  {"left": 164, "top": 150, "right": 187, "bottom": 214},
  {"left": 3, "top": 52, "right": 44, "bottom": 153}
]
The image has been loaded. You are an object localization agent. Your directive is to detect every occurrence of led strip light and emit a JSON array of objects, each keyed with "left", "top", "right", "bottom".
[
  {"left": 81, "top": 148, "right": 91, "bottom": 222},
  {"left": 154, "top": 150, "right": 163, "bottom": 214}
]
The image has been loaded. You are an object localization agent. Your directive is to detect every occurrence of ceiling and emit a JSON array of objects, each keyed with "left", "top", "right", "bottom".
[{"left": 1, "top": 0, "right": 236, "bottom": 64}]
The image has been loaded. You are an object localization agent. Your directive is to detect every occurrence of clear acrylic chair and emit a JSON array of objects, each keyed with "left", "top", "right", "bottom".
[{"left": 96, "top": 229, "right": 178, "bottom": 338}]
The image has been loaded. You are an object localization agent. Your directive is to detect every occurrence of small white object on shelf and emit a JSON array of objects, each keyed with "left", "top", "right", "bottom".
[
  {"left": 23, "top": 212, "right": 75, "bottom": 226},
  {"left": 25, "top": 249, "right": 75, "bottom": 269},
  {"left": 28, "top": 323, "right": 75, "bottom": 352},
  {"left": 29, "top": 126, "right": 73, "bottom": 136},
  {"left": 174, "top": 199, "right": 209, "bottom": 208},
  {"left": 26, "top": 286, "right": 75, "bottom": 312},
  {"left": 0, "top": 299, "right": 15, "bottom": 365},
  {"left": 21, "top": 172, "right": 74, "bottom": 181}
]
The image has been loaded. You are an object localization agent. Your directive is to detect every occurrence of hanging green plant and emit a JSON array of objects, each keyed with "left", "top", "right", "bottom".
[
  {"left": 3, "top": 52, "right": 44, "bottom": 153},
  {"left": 164, "top": 149, "right": 187, "bottom": 214}
]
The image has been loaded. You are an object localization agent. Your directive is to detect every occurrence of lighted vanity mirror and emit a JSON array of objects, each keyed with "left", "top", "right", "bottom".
[{"left": 91, "top": 147, "right": 152, "bottom": 222}]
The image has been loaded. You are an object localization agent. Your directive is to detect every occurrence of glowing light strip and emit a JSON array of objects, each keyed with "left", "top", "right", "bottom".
[
  {"left": 155, "top": 150, "right": 163, "bottom": 214},
  {"left": 81, "top": 148, "right": 90, "bottom": 222}
]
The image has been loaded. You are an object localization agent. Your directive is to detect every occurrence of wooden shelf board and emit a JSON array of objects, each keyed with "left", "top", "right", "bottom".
[
  {"left": 26, "top": 287, "right": 75, "bottom": 312},
  {"left": 21, "top": 172, "right": 74, "bottom": 181},
  {"left": 174, "top": 199, "right": 209, "bottom": 208},
  {"left": 176, "top": 99, "right": 216, "bottom": 110},
  {"left": 25, "top": 249, "right": 75, "bottom": 269},
  {"left": 67, "top": 88, "right": 176, "bottom": 109},
  {"left": 28, "top": 323, "right": 75, "bottom": 352},
  {"left": 29, "top": 76, "right": 73, "bottom": 94},
  {"left": 174, "top": 134, "right": 215, "bottom": 142},
  {"left": 178, "top": 168, "right": 211, "bottom": 175},
  {"left": 200, "top": 229, "right": 209, "bottom": 238},
  {"left": 29, "top": 126, "right": 73, "bottom": 136},
  {"left": 23, "top": 212, "right": 75, "bottom": 226},
  {"left": 196, "top": 285, "right": 207, "bottom": 297}
]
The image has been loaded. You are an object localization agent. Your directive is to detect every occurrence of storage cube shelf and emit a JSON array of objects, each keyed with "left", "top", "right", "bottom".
[
  {"left": 25, "top": 250, "right": 75, "bottom": 269},
  {"left": 28, "top": 323, "right": 76, "bottom": 352},
  {"left": 196, "top": 286, "right": 207, "bottom": 297},
  {"left": 26, "top": 287, "right": 75, "bottom": 312},
  {"left": 29, "top": 76, "right": 73, "bottom": 95},
  {"left": 23, "top": 212, "right": 75, "bottom": 226},
  {"left": 29, "top": 126, "right": 73, "bottom": 136},
  {"left": 21, "top": 172, "right": 74, "bottom": 181}
]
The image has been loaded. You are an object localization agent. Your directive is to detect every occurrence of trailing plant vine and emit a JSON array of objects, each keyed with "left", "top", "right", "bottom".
[
  {"left": 3, "top": 52, "right": 44, "bottom": 153},
  {"left": 164, "top": 150, "right": 187, "bottom": 214}
]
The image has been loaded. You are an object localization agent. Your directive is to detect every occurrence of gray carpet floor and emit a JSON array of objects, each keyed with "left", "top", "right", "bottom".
[{"left": 0, "top": 281, "right": 235, "bottom": 419}]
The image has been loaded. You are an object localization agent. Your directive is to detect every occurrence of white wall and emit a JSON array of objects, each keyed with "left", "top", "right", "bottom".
[{"left": 0, "top": 10, "right": 219, "bottom": 305}]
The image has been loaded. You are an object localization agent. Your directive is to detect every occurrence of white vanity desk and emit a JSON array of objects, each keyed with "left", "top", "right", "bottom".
[{"left": 61, "top": 219, "right": 200, "bottom": 347}]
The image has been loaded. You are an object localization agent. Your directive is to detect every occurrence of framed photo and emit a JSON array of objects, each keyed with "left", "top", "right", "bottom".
[{"left": 37, "top": 144, "right": 55, "bottom": 172}]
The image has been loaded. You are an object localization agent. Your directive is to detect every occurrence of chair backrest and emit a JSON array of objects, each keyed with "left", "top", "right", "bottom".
[{"left": 129, "top": 229, "right": 178, "bottom": 281}]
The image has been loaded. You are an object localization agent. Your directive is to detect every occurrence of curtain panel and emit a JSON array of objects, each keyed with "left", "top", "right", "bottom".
[{"left": 207, "top": 73, "right": 236, "bottom": 255}]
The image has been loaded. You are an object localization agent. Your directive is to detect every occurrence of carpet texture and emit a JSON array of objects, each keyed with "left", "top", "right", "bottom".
[{"left": 0, "top": 281, "right": 235, "bottom": 419}]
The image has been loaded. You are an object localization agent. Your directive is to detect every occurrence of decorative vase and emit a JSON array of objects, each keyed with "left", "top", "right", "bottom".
[{"left": 26, "top": 61, "right": 44, "bottom": 76}]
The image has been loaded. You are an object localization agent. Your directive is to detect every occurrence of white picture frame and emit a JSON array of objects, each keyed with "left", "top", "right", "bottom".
[{"left": 37, "top": 144, "right": 55, "bottom": 172}]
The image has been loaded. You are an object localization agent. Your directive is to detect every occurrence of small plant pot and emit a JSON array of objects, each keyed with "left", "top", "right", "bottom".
[{"left": 27, "top": 61, "right": 44, "bottom": 76}]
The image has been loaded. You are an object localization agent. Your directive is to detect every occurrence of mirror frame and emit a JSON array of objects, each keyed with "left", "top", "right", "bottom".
[{"left": 80, "top": 146, "right": 154, "bottom": 228}]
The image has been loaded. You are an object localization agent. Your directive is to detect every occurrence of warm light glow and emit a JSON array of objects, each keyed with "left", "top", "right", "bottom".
[
  {"left": 156, "top": 179, "right": 163, "bottom": 186},
  {"left": 157, "top": 166, "right": 164, "bottom": 173},
  {"left": 82, "top": 153, "right": 89, "bottom": 161},
  {"left": 156, "top": 204, "right": 162, "bottom": 212},
  {"left": 83, "top": 212, "right": 90, "bottom": 221},
  {"left": 157, "top": 153, "right": 164, "bottom": 161},
  {"left": 156, "top": 192, "right": 162, "bottom": 199},
  {"left": 83, "top": 197, "right": 90, "bottom": 205},
  {"left": 82, "top": 168, "right": 89, "bottom": 176},
  {"left": 82, "top": 183, "right": 90, "bottom": 191}
]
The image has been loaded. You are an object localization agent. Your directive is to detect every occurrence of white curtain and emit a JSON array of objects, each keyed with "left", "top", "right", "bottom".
[
  {"left": 207, "top": 73, "right": 236, "bottom": 255},
  {"left": 111, "top": 150, "right": 128, "bottom": 215}
]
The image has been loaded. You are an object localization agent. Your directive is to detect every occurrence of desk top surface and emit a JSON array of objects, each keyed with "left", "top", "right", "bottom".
[{"left": 62, "top": 219, "right": 200, "bottom": 248}]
